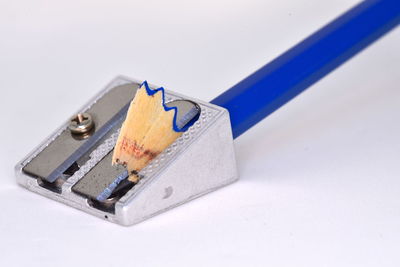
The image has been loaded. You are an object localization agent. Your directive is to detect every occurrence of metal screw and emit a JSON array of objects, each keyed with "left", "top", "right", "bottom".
[{"left": 69, "top": 113, "right": 94, "bottom": 135}]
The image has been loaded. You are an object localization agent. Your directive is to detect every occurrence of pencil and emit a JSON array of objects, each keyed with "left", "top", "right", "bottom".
[{"left": 112, "top": 82, "right": 182, "bottom": 182}]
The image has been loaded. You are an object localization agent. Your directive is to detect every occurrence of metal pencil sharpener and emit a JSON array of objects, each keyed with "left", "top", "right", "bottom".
[{"left": 15, "top": 76, "right": 238, "bottom": 226}]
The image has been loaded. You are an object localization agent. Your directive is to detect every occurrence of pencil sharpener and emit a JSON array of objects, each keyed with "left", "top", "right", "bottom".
[{"left": 15, "top": 76, "right": 238, "bottom": 226}]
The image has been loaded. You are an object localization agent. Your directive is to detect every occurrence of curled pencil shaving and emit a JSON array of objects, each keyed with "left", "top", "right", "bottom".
[{"left": 112, "top": 81, "right": 183, "bottom": 182}]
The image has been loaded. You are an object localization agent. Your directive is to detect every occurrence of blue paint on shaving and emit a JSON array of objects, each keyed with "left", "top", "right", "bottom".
[{"left": 141, "top": 81, "right": 197, "bottom": 132}]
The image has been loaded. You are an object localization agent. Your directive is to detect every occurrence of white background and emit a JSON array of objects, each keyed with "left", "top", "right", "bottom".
[{"left": 1, "top": 0, "right": 399, "bottom": 266}]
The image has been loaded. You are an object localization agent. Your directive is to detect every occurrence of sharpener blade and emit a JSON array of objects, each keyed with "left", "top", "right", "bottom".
[
  {"left": 15, "top": 76, "right": 238, "bottom": 226},
  {"left": 72, "top": 100, "right": 201, "bottom": 203},
  {"left": 23, "top": 83, "right": 140, "bottom": 182}
]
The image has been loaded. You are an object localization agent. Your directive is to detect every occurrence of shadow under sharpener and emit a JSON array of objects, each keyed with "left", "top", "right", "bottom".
[{"left": 15, "top": 76, "right": 238, "bottom": 226}]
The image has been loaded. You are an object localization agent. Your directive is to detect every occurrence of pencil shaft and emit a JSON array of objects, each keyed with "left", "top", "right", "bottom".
[{"left": 211, "top": 0, "right": 400, "bottom": 139}]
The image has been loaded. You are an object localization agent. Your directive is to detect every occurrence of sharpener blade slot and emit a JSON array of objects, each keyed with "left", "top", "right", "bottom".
[{"left": 22, "top": 83, "right": 140, "bottom": 191}]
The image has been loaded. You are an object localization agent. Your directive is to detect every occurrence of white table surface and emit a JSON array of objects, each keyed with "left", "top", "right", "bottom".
[{"left": 1, "top": 0, "right": 399, "bottom": 266}]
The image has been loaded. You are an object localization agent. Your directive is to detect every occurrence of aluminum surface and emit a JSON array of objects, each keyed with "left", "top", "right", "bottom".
[
  {"left": 23, "top": 83, "right": 139, "bottom": 182},
  {"left": 15, "top": 76, "right": 238, "bottom": 226}
]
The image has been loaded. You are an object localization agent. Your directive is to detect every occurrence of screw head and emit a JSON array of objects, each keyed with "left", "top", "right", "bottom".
[{"left": 69, "top": 113, "right": 94, "bottom": 135}]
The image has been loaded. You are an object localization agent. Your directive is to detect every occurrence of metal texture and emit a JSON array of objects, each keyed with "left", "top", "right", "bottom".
[
  {"left": 69, "top": 113, "right": 95, "bottom": 135},
  {"left": 116, "top": 106, "right": 237, "bottom": 225},
  {"left": 72, "top": 152, "right": 125, "bottom": 200},
  {"left": 165, "top": 100, "right": 201, "bottom": 130},
  {"left": 23, "top": 83, "right": 139, "bottom": 182},
  {"left": 72, "top": 99, "right": 201, "bottom": 202},
  {"left": 211, "top": 0, "right": 400, "bottom": 138},
  {"left": 15, "top": 76, "right": 238, "bottom": 226}
]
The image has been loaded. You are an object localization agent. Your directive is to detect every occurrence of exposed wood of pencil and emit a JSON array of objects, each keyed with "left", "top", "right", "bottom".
[{"left": 112, "top": 84, "right": 182, "bottom": 182}]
